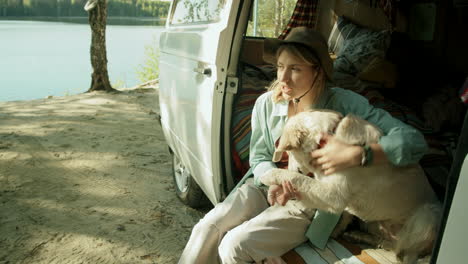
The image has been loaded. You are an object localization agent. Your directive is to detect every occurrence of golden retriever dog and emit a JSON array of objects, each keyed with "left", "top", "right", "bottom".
[{"left": 260, "top": 110, "right": 441, "bottom": 264}]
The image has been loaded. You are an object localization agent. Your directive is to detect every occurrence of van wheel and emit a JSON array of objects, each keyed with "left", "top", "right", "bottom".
[{"left": 172, "top": 153, "right": 209, "bottom": 208}]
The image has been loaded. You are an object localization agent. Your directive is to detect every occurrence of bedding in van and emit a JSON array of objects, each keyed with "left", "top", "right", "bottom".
[
  {"left": 231, "top": 65, "right": 274, "bottom": 181},
  {"left": 331, "top": 16, "right": 393, "bottom": 93},
  {"left": 282, "top": 238, "right": 415, "bottom": 264}
]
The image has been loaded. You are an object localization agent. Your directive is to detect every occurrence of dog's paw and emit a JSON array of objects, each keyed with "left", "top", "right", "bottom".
[{"left": 259, "top": 168, "right": 287, "bottom": 186}]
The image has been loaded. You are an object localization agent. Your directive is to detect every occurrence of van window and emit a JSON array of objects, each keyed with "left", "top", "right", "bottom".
[
  {"left": 246, "top": 0, "right": 296, "bottom": 37},
  {"left": 169, "top": 0, "right": 227, "bottom": 25}
]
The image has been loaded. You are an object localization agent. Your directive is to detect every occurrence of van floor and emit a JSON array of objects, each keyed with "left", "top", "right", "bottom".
[{"left": 283, "top": 239, "right": 432, "bottom": 264}]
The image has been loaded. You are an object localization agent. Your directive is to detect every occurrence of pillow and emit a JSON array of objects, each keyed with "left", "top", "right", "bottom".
[
  {"left": 358, "top": 57, "right": 398, "bottom": 88},
  {"left": 328, "top": 16, "right": 386, "bottom": 54},
  {"left": 327, "top": 16, "right": 360, "bottom": 55},
  {"left": 333, "top": 16, "right": 391, "bottom": 72},
  {"left": 328, "top": 19, "right": 345, "bottom": 54}
]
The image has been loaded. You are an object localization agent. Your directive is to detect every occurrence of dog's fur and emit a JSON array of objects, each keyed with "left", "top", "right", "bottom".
[{"left": 260, "top": 110, "right": 441, "bottom": 264}]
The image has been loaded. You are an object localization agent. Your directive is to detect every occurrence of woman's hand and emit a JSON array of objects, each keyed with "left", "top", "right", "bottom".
[
  {"left": 310, "top": 133, "right": 363, "bottom": 175},
  {"left": 267, "top": 181, "right": 301, "bottom": 206}
]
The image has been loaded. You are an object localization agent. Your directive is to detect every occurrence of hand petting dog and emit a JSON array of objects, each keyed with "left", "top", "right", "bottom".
[{"left": 310, "top": 133, "right": 363, "bottom": 175}]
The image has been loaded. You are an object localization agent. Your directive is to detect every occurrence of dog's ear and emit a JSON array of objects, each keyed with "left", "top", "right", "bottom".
[
  {"left": 329, "top": 111, "right": 344, "bottom": 133},
  {"left": 335, "top": 114, "right": 382, "bottom": 145},
  {"left": 309, "top": 131, "right": 323, "bottom": 147},
  {"left": 363, "top": 123, "right": 382, "bottom": 144},
  {"left": 273, "top": 127, "right": 306, "bottom": 162},
  {"left": 273, "top": 135, "right": 289, "bottom": 162},
  {"left": 272, "top": 150, "right": 284, "bottom": 162}
]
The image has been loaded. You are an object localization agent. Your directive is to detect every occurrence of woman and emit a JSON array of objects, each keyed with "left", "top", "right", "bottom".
[{"left": 178, "top": 27, "right": 428, "bottom": 264}]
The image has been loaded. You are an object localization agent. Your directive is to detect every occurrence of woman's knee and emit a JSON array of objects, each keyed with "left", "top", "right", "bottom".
[
  {"left": 207, "top": 183, "right": 267, "bottom": 226},
  {"left": 191, "top": 217, "right": 219, "bottom": 237},
  {"left": 233, "top": 181, "right": 269, "bottom": 215},
  {"left": 218, "top": 228, "right": 253, "bottom": 263}
]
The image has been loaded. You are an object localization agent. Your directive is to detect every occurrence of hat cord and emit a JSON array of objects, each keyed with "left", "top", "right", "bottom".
[{"left": 293, "top": 67, "right": 320, "bottom": 113}]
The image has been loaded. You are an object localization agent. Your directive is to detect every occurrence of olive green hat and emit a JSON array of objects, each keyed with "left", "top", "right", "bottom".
[{"left": 263, "top": 27, "right": 333, "bottom": 80}]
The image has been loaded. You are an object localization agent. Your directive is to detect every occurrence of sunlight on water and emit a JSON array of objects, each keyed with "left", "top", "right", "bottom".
[{"left": 0, "top": 20, "right": 164, "bottom": 102}]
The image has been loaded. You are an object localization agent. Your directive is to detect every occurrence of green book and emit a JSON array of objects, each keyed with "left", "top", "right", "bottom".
[{"left": 306, "top": 210, "right": 341, "bottom": 249}]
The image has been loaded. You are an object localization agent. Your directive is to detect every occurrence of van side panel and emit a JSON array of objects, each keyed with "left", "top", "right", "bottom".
[
  {"left": 159, "top": 50, "right": 217, "bottom": 186},
  {"left": 159, "top": 29, "right": 221, "bottom": 204},
  {"left": 158, "top": 0, "right": 243, "bottom": 204},
  {"left": 435, "top": 154, "right": 468, "bottom": 263}
]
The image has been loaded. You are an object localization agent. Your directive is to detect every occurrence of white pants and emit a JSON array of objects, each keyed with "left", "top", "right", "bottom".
[{"left": 178, "top": 179, "right": 315, "bottom": 264}]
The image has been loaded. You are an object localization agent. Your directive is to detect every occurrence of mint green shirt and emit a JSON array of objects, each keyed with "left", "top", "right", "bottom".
[{"left": 249, "top": 87, "right": 428, "bottom": 186}]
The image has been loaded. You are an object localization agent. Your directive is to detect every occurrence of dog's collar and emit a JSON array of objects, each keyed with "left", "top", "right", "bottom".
[{"left": 318, "top": 139, "right": 327, "bottom": 148}]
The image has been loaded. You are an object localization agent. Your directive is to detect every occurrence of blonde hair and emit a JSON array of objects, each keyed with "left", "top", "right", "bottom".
[{"left": 268, "top": 44, "right": 327, "bottom": 104}]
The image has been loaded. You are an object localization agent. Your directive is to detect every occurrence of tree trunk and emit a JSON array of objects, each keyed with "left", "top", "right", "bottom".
[
  {"left": 274, "top": 0, "right": 283, "bottom": 37},
  {"left": 87, "top": 0, "right": 114, "bottom": 92}
]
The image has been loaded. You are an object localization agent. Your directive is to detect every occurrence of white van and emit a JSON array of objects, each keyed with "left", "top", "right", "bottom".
[{"left": 158, "top": 0, "right": 468, "bottom": 262}]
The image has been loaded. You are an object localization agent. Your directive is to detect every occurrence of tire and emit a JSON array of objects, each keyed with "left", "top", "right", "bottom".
[{"left": 172, "top": 153, "right": 209, "bottom": 208}]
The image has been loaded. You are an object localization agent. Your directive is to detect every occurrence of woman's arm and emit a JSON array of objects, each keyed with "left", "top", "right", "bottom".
[
  {"left": 311, "top": 89, "right": 428, "bottom": 174},
  {"left": 249, "top": 93, "right": 302, "bottom": 205},
  {"left": 336, "top": 89, "right": 428, "bottom": 166},
  {"left": 353, "top": 101, "right": 428, "bottom": 166},
  {"left": 249, "top": 94, "right": 277, "bottom": 187},
  {"left": 311, "top": 135, "right": 388, "bottom": 175}
]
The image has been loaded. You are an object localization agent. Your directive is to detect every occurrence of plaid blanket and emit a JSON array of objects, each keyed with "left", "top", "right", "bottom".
[{"left": 279, "top": 0, "right": 319, "bottom": 39}]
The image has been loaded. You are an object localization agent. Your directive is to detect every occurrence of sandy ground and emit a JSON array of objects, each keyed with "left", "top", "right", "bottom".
[{"left": 0, "top": 88, "right": 208, "bottom": 264}]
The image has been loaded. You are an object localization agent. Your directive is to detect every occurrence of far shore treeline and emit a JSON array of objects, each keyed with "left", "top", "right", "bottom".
[{"left": 0, "top": 0, "right": 170, "bottom": 19}]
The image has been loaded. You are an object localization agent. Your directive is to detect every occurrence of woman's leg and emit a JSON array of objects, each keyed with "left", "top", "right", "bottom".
[
  {"left": 178, "top": 179, "right": 269, "bottom": 264},
  {"left": 218, "top": 201, "right": 314, "bottom": 264}
]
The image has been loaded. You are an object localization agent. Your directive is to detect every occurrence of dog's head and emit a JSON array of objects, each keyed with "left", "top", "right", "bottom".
[
  {"left": 334, "top": 114, "right": 382, "bottom": 145},
  {"left": 273, "top": 110, "right": 343, "bottom": 162}
]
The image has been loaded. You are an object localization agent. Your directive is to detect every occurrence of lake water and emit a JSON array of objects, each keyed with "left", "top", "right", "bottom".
[{"left": 0, "top": 20, "right": 164, "bottom": 102}]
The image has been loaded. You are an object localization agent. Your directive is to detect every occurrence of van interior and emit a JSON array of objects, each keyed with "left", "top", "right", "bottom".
[{"left": 226, "top": 0, "right": 467, "bottom": 262}]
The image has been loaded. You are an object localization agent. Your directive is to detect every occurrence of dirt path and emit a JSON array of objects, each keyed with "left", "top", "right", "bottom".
[{"left": 0, "top": 88, "right": 207, "bottom": 264}]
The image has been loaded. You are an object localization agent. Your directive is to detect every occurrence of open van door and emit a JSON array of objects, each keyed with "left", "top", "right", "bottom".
[{"left": 158, "top": 0, "right": 244, "bottom": 206}]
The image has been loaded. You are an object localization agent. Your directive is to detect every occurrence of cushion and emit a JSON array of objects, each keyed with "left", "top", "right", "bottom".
[
  {"left": 328, "top": 16, "right": 368, "bottom": 55},
  {"left": 332, "top": 55, "right": 384, "bottom": 93},
  {"left": 339, "top": 21, "right": 391, "bottom": 72},
  {"left": 328, "top": 16, "right": 390, "bottom": 54},
  {"left": 230, "top": 65, "right": 274, "bottom": 181},
  {"left": 331, "top": 16, "right": 392, "bottom": 92},
  {"left": 327, "top": 19, "right": 345, "bottom": 55},
  {"left": 358, "top": 57, "right": 398, "bottom": 89}
]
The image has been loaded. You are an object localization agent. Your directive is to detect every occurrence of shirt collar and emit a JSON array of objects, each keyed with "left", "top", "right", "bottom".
[{"left": 272, "top": 99, "right": 289, "bottom": 117}]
